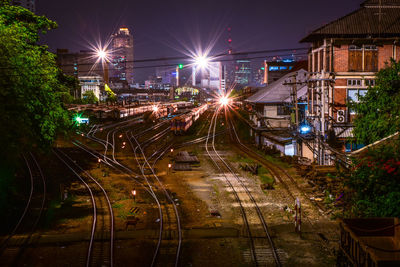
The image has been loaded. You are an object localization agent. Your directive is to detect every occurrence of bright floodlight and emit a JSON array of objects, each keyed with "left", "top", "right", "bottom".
[
  {"left": 152, "top": 106, "right": 159, "bottom": 112},
  {"left": 97, "top": 50, "right": 106, "bottom": 60},
  {"left": 219, "top": 96, "right": 229, "bottom": 106},
  {"left": 195, "top": 55, "right": 209, "bottom": 68}
]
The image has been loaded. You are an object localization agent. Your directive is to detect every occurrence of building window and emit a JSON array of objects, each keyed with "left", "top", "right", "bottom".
[
  {"left": 277, "top": 105, "right": 290, "bottom": 116},
  {"left": 365, "top": 79, "right": 375, "bottom": 87},
  {"left": 348, "top": 45, "right": 378, "bottom": 72},
  {"left": 348, "top": 88, "right": 368, "bottom": 114},
  {"left": 347, "top": 79, "right": 362, "bottom": 86},
  {"left": 349, "top": 45, "right": 363, "bottom": 71},
  {"left": 364, "top": 45, "right": 378, "bottom": 72}
]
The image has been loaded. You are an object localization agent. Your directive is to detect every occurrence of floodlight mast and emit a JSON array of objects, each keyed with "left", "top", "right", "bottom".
[
  {"left": 96, "top": 48, "right": 109, "bottom": 84},
  {"left": 191, "top": 53, "right": 211, "bottom": 87}
]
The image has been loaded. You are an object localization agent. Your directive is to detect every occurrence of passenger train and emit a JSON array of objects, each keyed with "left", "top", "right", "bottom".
[{"left": 171, "top": 104, "right": 208, "bottom": 134}]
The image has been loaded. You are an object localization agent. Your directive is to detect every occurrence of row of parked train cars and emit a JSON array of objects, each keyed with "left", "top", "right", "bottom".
[
  {"left": 68, "top": 102, "right": 193, "bottom": 120},
  {"left": 171, "top": 104, "right": 208, "bottom": 134}
]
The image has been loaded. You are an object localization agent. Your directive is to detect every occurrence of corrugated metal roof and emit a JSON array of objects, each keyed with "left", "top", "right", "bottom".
[
  {"left": 362, "top": 0, "right": 400, "bottom": 6},
  {"left": 301, "top": 0, "right": 400, "bottom": 42},
  {"left": 334, "top": 126, "right": 354, "bottom": 138},
  {"left": 245, "top": 69, "right": 308, "bottom": 104}
]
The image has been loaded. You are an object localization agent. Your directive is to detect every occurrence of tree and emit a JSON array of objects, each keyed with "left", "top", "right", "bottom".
[
  {"left": 343, "top": 141, "right": 400, "bottom": 217},
  {"left": 58, "top": 71, "right": 80, "bottom": 100},
  {"left": 351, "top": 59, "right": 400, "bottom": 145},
  {"left": 82, "top": 91, "right": 99, "bottom": 104},
  {"left": 0, "top": 1, "right": 71, "bottom": 160},
  {"left": 105, "top": 84, "right": 116, "bottom": 103}
]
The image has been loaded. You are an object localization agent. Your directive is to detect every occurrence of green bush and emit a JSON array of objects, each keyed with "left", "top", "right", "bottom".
[{"left": 344, "top": 140, "right": 400, "bottom": 217}]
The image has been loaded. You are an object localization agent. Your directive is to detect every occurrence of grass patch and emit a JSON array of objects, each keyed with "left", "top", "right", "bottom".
[
  {"left": 112, "top": 203, "right": 124, "bottom": 209},
  {"left": 263, "top": 154, "right": 290, "bottom": 169},
  {"left": 43, "top": 195, "right": 81, "bottom": 229},
  {"left": 213, "top": 184, "right": 220, "bottom": 198},
  {"left": 230, "top": 154, "right": 255, "bottom": 164},
  {"left": 258, "top": 167, "right": 274, "bottom": 185},
  {"left": 112, "top": 202, "right": 130, "bottom": 219}
]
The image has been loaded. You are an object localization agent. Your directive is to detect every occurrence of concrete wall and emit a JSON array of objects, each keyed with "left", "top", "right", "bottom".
[{"left": 301, "top": 142, "right": 314, "bottom": 162}]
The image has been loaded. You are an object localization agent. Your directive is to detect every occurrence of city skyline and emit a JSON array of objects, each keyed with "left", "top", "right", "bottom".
[{"left": 36, "top": 0, "right": 362, "bottom": 82}]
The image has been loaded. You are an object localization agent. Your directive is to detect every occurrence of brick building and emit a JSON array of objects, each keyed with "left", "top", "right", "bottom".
[{"left": 300, "top": 0, "right": 400, "bottom": 164}]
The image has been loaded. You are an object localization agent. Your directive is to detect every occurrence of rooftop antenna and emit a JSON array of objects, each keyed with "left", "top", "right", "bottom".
[
  {"left": 227, "top": 27, "right": 233, "bottom": 55},
  {"left": 379, "top": 0, "right": 382, "bottom": 36}
]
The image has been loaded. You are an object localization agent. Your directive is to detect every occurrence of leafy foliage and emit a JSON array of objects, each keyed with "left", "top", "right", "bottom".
[
  {"left": 82, "top": 91, "right": 99, "bottom": 104},
  {"left": 0, "top": 1, "right": 71, "bottom": 160},
  {"left": 351, "top": 59, "right": 400, "bottom": 145},
  {"left": 344, "top": 141, "right": 400, "bottom": 217}
]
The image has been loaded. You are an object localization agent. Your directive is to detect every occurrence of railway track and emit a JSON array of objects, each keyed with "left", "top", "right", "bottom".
[
  {"left": 205, "top": 107, "right": 282, "bottom": 267},
  {"left": 0, "top": 153, "right": 46, "bottom": 265},
  {"left": 227, "top": 112, "right": 327, "bottom": 225},
  {"left": 83, "top": 119, "right": 181, "bottom": 267},
  {"left": 53, "top": 148, "right": 114, "bottom": 267},
  {"left": 127, "top": 126, "right": 182, "bottom": 267}
]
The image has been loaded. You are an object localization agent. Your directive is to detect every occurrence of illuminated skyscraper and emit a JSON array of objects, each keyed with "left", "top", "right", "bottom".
[
  {"left": 234, "top": 60, "right": 252, "bottom": 87},
  {"left": 110, "top": 27, "right": 134, "bottom": 85},
  {"left": 11, "top": 0, "right": 35, "bottom": 12}
]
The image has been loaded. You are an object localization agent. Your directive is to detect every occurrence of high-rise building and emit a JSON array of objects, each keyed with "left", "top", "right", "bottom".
[
  {"left": 234, "top": 60, "right": 252, "bottom": 87},
  {"left": 56, "top": 49, "right": 104, "bottom": 99},
  {"left": 11, "top": 0, "right": 35, "bottom": 12},
  {"left": 56, "top": 49, "right": 100, "bottom": 78},
  {"left": 110, "top": 27, "right": 134, "bottom": 85},
  {"left": 199, "top": 62, "right": 226, "bottom": 92}
]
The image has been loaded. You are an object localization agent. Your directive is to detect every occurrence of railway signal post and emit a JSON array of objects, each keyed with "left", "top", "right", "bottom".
[
  {"left": 295, "top": 198, "right": 302, "bottom": 235},
  {"left": 168, "top": 163, "right": 172, "bottom": 174},
  {"left": 132, "top": 188, "right": 136, "bottom": 203}
]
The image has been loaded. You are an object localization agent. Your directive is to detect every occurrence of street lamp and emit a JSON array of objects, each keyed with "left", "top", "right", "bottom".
[
  {"left": 168, "top": 163, "right": 172, "bottom": 174},
  {"left": 170, "top": 148, "right": 174, "bottom": 153},
  {"left": 132, "top": 188, "right": 136, "bottom": 203}
]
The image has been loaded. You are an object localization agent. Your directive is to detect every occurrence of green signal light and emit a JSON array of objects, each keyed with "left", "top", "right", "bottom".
[
  {"left": 261, "top": 67, "right": 265, "bottom": 70},
  {"left": 73, "top": 113, "right": 89, "bottom": 125},
  {"left": 178, "top": 64, "right": 183, "bottom": 69}
]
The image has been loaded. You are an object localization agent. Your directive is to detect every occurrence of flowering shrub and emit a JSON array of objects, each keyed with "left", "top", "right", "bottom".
[{"left": 345, "top": 140, "right": 400, "bottom": 217}]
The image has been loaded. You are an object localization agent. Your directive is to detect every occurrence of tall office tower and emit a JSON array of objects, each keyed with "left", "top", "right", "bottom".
[
  {"left": 11, "top": 0, "right": 35, "bottom": 12},
  {"left": 234, "top": 60, "right": 252, "bottom": 88},
  {"left": 110, "top": 27, "right": 134, "bottom": 85}
]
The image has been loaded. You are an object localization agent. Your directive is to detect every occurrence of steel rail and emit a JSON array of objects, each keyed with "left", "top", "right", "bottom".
[
  {"left": 130, "top": 133, "right": 182, "bottom": 267},
  {"left": 0, "top": 153, "right": 46, "bottom": 264},
  {"left": 204, "top": 108, "right": 258, "bottom": 266},
  {"left": 53, "top": 150, "right": 97, "bottom": 267}
]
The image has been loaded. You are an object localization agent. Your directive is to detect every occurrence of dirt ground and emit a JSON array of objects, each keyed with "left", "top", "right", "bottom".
[{"left": 1, "top": 114, "right": 339, "bottom": 266}]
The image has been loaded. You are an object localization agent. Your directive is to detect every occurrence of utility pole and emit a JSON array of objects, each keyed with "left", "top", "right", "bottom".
[
  {"left": 292, "top": 75, "right": 299, "bottom": 127},
  {"left": 176, "top": 66, "right": 180, "bottom": 87},
  {"left": 192, "top": 66, "right": 196, "bottom": 87},
  {"left": 263, "top": 60, "right": 268, "bottom": 85},
  {"left": 103, "top": 61, "right": 109, "bottom": 85}
]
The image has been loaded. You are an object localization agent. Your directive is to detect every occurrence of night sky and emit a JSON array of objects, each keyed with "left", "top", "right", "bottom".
[{"left": 37, "top": 0, "right": 363, "bottom": 82}]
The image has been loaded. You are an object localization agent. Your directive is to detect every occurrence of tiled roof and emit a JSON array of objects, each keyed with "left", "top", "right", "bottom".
[{"left": 301, "top": 0, "right": 400, "bottom": 42}]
